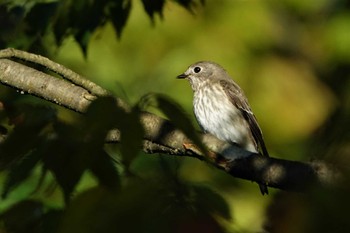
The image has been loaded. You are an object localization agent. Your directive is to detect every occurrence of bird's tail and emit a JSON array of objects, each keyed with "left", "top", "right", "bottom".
[{"left": 258, "top": 143, "right": 269, "bottom": 195}]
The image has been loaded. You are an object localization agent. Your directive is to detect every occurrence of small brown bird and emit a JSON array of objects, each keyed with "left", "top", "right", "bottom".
[{"left": 177, "top": 61, "right": 269, "bottom": 195}]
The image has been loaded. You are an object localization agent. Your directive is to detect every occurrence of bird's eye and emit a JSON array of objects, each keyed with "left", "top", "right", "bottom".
[{"left": 194, "top": 67, "right": 201, "bottom": 73}]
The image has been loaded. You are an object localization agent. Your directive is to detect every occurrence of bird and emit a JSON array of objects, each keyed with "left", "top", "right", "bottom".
[{"left": 177, "top": 61, "right": 269, "bottom": 195}]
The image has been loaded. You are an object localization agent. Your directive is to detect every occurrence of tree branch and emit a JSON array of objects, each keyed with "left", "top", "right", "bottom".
[
  {"left": 0, "top": 49, "right": 339, "bottom": 192},
  {"left": 0, "top": 48, "right": 108, "bottom": 96}
]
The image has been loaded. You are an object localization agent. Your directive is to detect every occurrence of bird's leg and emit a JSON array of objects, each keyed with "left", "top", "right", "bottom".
[
  {"left": 182, "top": 141, "right": 217, "bottom": 160},
  {"left": 182, "top": 141, "right": 202, "bottom": 155}
]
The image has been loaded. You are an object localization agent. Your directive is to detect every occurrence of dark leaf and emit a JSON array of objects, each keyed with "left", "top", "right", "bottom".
[
  {"left": 25, "top": 2, "right": 57, "bottom": 36},
  {"left": 73, "top": 0, "right": 107, "bottom": 56},
  {"left": 0, "top": 124, "right": 7, "bottom": 133},
  {"left": 42, "top": 122, "right": 88, "bottom": 203},
  {"left": 1, "top": 0, "right": 203, "bottom": 50},
  {"left": 52, "top": 1, "right": 71, "bottom": 45},
  {"left": 42, "top": 97, "right": 125, "bottom": 202},
  {"left": 89, "top": 148, "right": 121, "bottom": 191},
  {"left": 87, "top": 96, "right": 144, "bottom": 168},
  {"left": 64, "top": 96, "right": 123, "bottom": 193},
  {"left": 41, "top": 209, "right": 63, "bottom": 233},
  {"left": 141, "top": 93, "right": 207, "bottom": 155},
  {"left": 193, "top": 185, "right": 232, "bottom": 220},
  {"left": 0, "top": 200, "right": 44, "bottom": 233},
  {"left": 117, "top": 106, "right": 144, "bottom": 167},
  {"left": 141, "top": 0, "right": 165, "bottom": 21},
  {"left": 175, "top": 0, "right": 193, "bottom": 8},
  {"left": 58, "top": 184, "right": 169, "bottom": 233},
  {"left": 53, "top": 0, "right": 107, "bottom": 55},
  {"left": 57, "top": 187, "right": 119, "bottom": 233},
  {"left": 74, "top": 30, "right": 92, "bottom": 57},
  {"left": 174, "top": 0, "right": 204, "bottom": 12},
  {"left": 83, "top": 96, "right": 120, "bottom": 143},
  {"left": 109, "top": 0, "right": 132, "bottom": 38},
  {"left": 0, "top": 105, "right": 56, "bottom": 170},
  {"left": 2, "top": 150, "right": 42, "bottom": 198},
  {"left": 155, "top": 160, "right": 230, "bottom": 220}
]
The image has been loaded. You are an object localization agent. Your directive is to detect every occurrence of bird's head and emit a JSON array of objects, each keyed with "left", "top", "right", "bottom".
[{"left": 177, "top": 61, "right": 230, "bottom": 90}]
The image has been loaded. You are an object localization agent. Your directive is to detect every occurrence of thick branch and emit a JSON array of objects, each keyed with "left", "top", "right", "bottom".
[
  {"left": 0, "top": 53, "right": 339, "bottom": 192},
  {"left": 0, "top": 59, "right": 95, "bottom": 111},
  {"left": 0, "top": 48, "right": 108, "bottom": 96}
]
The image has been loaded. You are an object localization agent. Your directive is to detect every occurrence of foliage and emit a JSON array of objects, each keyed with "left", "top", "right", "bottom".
[
  {"left": 0, "top": 92, "right": 230, "bottom": 233},
  {"left": 0, "top": 0, "right": 204, "bottom": 54}
]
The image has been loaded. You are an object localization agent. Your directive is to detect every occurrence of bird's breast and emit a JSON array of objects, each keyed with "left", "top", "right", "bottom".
[{"left": 193, "top": 85, "right": 256, "bottom": 152}]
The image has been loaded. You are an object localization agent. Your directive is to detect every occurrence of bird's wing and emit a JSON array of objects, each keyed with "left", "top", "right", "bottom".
[{"left": 219, "top": 80, "right": 269, "bottom": 157}]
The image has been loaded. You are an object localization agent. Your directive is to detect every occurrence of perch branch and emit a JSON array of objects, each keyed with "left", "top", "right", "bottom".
[{"left": 0, "top": 49, "right": 339, "bottom": 192}]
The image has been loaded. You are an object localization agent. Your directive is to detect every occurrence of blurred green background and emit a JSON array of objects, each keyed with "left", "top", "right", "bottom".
[
  {"left": 55, "top": 0, "right": 338, "bottom": 151},
  {"left": 1, "top": 0, "right": 350, "bottom": 232}
]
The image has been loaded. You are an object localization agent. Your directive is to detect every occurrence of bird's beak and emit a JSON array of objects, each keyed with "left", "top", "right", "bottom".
[{"left": 177, "top": 73, "right": 188, "bottom": 79}]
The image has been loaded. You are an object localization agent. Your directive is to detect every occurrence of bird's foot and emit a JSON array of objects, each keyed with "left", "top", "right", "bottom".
[
  {"left": 182, "top": 142, "right": 217, "bottom": 160},
  {"left": 182, "top": 142, "right": 201, "bottom": 154}
]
